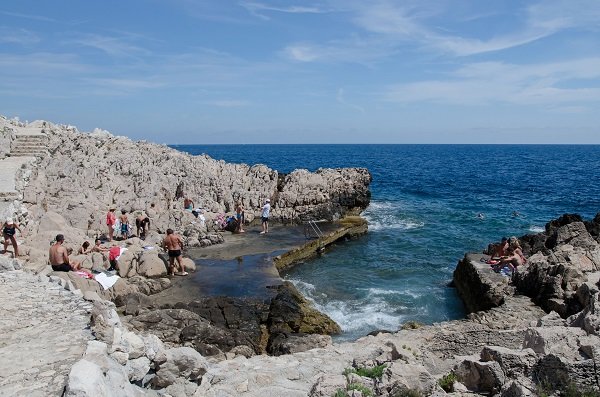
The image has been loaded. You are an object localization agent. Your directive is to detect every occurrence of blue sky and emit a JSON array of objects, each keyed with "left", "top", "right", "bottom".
[{"left": 1, "top": 0, "right": 599, "bottom": 143}]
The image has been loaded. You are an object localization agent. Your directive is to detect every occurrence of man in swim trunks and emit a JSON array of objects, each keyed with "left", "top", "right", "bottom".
[
  {"left": 163, "top": 228, "right": 187, "bottom": 276},
  {"left": 49, "top": 234, "right": 84, "bottom": 272}
]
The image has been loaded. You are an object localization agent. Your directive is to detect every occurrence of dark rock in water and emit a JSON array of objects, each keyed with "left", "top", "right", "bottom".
[
  {"left": 584, "top": 212, "right": 600, "bottom": 238},
  {"left": 518, "top": 233, "right": 548, "bottom": 257},
  {"left": 544, "top": 213, "right": 583, "bottom": 247},
  {"left": 267, "top": 281, "right": 341, "bottom": 335},
  {"left": 453, "top": 253, "right": 510, "bottom": 313},
  {"left": 184, "top": 297, "right": 267, "bottom": 354}
]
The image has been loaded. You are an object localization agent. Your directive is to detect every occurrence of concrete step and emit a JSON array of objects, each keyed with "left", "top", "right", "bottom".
[
  {"left": 12, "top": 143, "right": 47, "bottom": 149},
  {"left": 0, "top": 192, "right": 19, "bottom": 200},
  {"left": 14, "top": 135, "right": 48, "bottom": 141}
]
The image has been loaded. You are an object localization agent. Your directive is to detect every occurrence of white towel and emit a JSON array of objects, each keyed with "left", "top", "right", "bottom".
[{"left": 95, "top": 272, "right": 120, "bottom": 290}]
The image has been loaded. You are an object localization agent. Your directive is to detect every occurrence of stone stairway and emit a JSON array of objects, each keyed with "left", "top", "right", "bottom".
[{"left": 10, "top": 132, "right": 48, "bottom": 157}]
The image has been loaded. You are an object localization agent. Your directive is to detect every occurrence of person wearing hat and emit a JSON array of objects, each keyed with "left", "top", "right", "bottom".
[
  {"left": 260, "top": 199, "right": 271, "bottom": 234},
  {"left": 2, "top": 217, "right": 22, "bottom": 257},
  {"left": 106, "top": 206, "right": 117, "bottom": 241}
]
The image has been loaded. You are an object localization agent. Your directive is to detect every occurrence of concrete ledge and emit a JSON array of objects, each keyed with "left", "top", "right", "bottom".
[{"left": 273, "top": 216, "right": 367, "bottom": 272}]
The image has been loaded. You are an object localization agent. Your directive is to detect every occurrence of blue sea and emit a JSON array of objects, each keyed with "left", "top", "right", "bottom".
[{"left": 172, "top": 144, "right": 600, "bottom": 340}]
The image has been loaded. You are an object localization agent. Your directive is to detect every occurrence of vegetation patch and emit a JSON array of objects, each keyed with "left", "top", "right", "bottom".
[
  {"left": 438, "top": 372, "right": 457, "bottom": 392},
  {"left": 344, "top": 364, "right": 387, "bottom": 379}
]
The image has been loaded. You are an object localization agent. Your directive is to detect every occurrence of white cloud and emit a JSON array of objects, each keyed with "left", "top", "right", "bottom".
[
  {"left": 240, "top": 1, "right": 329, "bottom": 19},
  {"left": 0, "top": 27, "right": 40, "bottom": 45},
  {"left": 65, "top": 34, "right": 151, "bottom": 57},
  {"left": 383, "top": 58, "right": 600, "bottom": 106},
  {"left": 0, "top": 10, "right": 56, "bottom": 22}
]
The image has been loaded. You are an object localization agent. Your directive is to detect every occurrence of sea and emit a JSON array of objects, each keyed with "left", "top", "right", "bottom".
[{"left": 171, "top": 144, "right": 600, "bottom": 341}]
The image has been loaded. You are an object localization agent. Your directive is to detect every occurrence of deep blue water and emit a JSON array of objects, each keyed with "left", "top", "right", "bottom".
[{"left": 171, "top": 144, "right": 600, "bottom": 340}]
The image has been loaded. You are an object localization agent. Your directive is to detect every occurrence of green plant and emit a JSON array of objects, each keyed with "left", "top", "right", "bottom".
[
  {"left": 332, "top": 389, "right": 348, "bottom": 397},
  {"left": 352, "top": 364, "right": 387, "bottom": 379},
  {"left": 563, "top": 382, "right": 600, "bottom": 397},
  {"left": 347, "top": 383, "right": 373, "bottom": 397},
  {"left": 438, "top": 372, "right": 457, "bottom": 392}
]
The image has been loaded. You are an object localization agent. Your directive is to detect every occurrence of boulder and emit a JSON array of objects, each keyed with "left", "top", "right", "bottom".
[
  {"left": 309, "top": 375, "right": 347, "bottom": 397},
  {"left": 454, "top": 357, "right": 506, "bottom": 394},
  {"left": 152, "top": 347, "right": 209, "bottom": 388},
  {"left": 137, "top": 251, "right": 167, "bottom": 277}
]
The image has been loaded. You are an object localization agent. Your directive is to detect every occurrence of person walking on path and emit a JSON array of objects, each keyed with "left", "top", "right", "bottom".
[
  {"left": 260, "top": 199, "right": 271, "bottom": 234},
  {"left": 163, "top": 228, "right": 187, "bottom": 276},
  {"left": 2, "top": 218, "right": 22, "bottom": 257},
  {"left": 106, "top": 207, "right": 116, "bottom": 241}
]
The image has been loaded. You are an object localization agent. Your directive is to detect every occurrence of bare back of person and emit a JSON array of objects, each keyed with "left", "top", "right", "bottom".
[
  {"left": 164, "top": 234, "right": 182, "bottom": 251},
  {"left": 49, "top": 243, "right": 68, "bottom": 266}
]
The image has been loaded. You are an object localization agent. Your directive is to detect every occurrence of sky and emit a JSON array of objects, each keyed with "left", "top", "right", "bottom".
[{"left": 1, "top": 0, "right": 599, "bottom": 144}]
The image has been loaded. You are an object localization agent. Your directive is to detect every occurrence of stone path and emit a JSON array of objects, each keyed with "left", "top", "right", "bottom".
[{"left": 0, "top": 270, "right": 92, "bottom": 396}]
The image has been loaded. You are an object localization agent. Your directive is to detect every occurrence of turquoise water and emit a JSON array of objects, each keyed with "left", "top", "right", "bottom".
[{"left": 172, "top": 144, "right": 600, "bottom": 340}]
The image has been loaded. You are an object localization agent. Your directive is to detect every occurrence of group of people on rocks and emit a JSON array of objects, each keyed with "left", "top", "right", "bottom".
[
  {"left": 106, "top": 207, "right": 152, "bottom": 242},
  {"left": 182, "top": 196, "right": 271, "bottom": 235},
  {"left": 486, "top": 236, "right": 527, "bottom": 274}
]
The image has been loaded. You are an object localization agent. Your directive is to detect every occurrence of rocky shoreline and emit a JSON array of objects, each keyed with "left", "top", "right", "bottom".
[{"left": 1, "top": 116, "right": 599, "bottom": 396}]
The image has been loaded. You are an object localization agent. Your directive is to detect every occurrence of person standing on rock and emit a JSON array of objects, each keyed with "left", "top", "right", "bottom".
[
  {"left": 236, "top": 201, "right": 245, "bottom": 233},
  {"left": 119, "top": 210, "right": 130, "bottom": 239},
  {"left": 163, "top": 228, "right": 187, "bottom": 276},
  {"left": 2, "top": 218, "right": 22, "bottom": 257},
  {"left": 260, "top": 199, "right": 270, "bottom": 234},
  {"left": 106, "top": 207, "right": 116, "bottom": 241}
]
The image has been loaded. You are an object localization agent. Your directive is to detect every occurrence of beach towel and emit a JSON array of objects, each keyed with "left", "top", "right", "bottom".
[
  {"left": 74, "top": 270, "right": 94, "bottom": 279},
  {"left": 95, "top": 272, "right": 120, "bottom": 290}
]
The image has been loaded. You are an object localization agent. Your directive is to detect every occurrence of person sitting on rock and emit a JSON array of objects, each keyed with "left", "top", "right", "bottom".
[
  {"left": 108, "top": 245, "right": 121, "bottom": 272},
  {"left": 119, "top": 210, "right": 130, "bottom": 239},
  {"left": 78, "top": 241, "right": 92, "bottom": 255},
  {"left": 49, "top": 234, "right": 88, "bottom": 273},
  {"left": 92, "top": 238, "right": 109, "bottom": 254},
  {"left": 2, "top": 218, "right": 22, "bottom": 257},
  {"left": 497, "top": 241, "right": 526, "bottom": 270},
  {"left": 135, "top": 211, "right": 150, "bottom": 238},
  {"left": 184, "top": 197, "right": 194, "bottom": 211},
  {"left": 490, "top": 237, "right": 508, "bottom": 259}
]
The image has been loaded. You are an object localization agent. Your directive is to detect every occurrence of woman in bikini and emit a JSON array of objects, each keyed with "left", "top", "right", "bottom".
[{"left": 2, "top": 218, "right": 22, "bottom": 257}]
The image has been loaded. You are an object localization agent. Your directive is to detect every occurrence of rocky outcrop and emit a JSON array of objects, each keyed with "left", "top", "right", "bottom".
[
  {"left": 125, "top": 282, "right": 340, "bottom": 359},
  {"left": 14, "top": 118, "right": 370, "bottom": 236}
]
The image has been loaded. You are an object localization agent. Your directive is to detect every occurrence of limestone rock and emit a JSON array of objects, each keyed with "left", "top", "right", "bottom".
[
  {"left": 268, "top": 333, "right": 332, "bottom": 356},
  {"left": 454, "top": 357, "right": 506, "bottom": 394},
  {"left": 309, "top": 375, "right": 347, "bottom": 397},
  {"left": 153, "top": 347, "right": 209, "bottom": 388}
]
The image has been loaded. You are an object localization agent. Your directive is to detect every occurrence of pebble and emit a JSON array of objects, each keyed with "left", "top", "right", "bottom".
[{"left": 0, "top": 270, "right": 91, "bottom": 396}]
